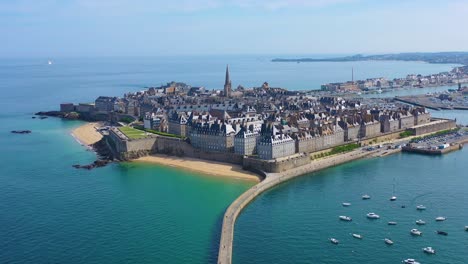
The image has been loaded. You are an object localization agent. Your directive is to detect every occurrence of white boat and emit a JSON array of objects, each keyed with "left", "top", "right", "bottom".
[
  {"left": 390, "top": 178, "right": 397, "bottom": 201},
  {"left": 402, "top": 259, "right": 420, "bottom": 264},
  {"left": 351, "top": 233, "right": 362, "bottom": 239},
  {"left": 416, "top": 205, "right": 426, "bottom": 210},
  {"left": 423, "top": 246, "right": 436, "bottom": 254},
  {"left": 48, "top": 60, "right": 53, "bottom": 65},
  {"left": 342, "top": 202, "right": 351, "bottom": 207},
  {"left": 384, "top": 238, "right": 394, "bottom": 245},
  {"left": 465, "top": 226, "right": 468, "bottom": 231},
  {"left": 367, "top": 212, "right": 380, "bottom": 219},
  {"left": 415, "top": 219, "right": 426, "bottom": 225},
  {"left": 410, "top": 229, "right": 422, "bottom": 236},
  {"left": 362, "top": 194, "right": 371, "bottom": 200},
  {"left": 388, "top": 221, "right": 398, "bottom": 225},
  {"left": 330, "top": 238, "right": 339, "bottom": 244},
  {"left": 435, "top": 216, "right": 446, "bottom": 221},
  {"left": 339, "top": 215, "right": 352, "bottom": 221}
]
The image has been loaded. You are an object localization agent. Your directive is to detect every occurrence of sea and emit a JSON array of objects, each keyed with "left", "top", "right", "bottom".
[{"left": 0, "top": 56, "right": 466, "bottom": 264}]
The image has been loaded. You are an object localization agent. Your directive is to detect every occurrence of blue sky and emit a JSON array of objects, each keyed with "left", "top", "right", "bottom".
[{"left": 1, "top": 0, "right": 467, "bottom": 57}]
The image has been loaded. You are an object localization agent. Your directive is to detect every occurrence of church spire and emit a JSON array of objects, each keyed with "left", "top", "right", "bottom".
[{"left": 224, "top": 64, "right": 232, "bottom": 97}]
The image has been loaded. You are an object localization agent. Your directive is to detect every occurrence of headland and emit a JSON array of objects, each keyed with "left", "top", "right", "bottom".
[{"left": 37, "top": 64, "right": 467, "bottom": 263}]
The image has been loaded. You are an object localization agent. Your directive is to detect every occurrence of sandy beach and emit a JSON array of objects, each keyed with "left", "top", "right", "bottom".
[
  {"left": 71, "top": 122, "right": 103, "bottom": 145},
  {"left": 135, "top": 155, "right": 261, "bottom": 182}
]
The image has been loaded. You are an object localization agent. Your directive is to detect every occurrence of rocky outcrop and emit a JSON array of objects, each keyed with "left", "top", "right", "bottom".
[
  {"left": 11, "top": 130, "right": 31, "bottom": 134},
  {"left": 72, "top": 160, "right": 111, "bottom": 170},
  {"left": 35, "top": 111, "right": 80, "bottom": 120},
  {"left": 73, "top": 138, "right": 115, "bottom": 170}
]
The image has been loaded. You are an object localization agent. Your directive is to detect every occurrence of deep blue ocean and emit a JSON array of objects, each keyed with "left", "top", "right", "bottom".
[{"left": 0, "top": 56, "right": 466, "bottom": 263}]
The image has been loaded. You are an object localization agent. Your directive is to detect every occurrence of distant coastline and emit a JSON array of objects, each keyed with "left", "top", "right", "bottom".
[{"left": 272, "top": 52, "right": 468, "bottom": 65}]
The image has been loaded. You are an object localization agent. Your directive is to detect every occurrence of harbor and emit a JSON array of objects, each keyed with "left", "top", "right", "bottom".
[{"left": 402, "top": 128, "right": 468, "bottom": 155}]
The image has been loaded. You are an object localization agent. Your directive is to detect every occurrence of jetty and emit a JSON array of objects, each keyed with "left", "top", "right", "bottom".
[{"left": 217, "top": 146, "right": 400, "bottom": 264}]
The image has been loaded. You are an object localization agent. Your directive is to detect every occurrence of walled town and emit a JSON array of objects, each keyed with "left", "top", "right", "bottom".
[{"left": 54, "top": 66, "right": 457, "bottom": 173}]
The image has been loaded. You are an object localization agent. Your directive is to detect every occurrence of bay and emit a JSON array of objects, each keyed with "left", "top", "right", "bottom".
[{"left": 0, "top": 56, "right": 466, "bottom": 264}]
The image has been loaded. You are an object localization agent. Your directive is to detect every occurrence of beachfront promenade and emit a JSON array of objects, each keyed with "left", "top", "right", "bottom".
[{"left": 217, "top": 146, "right": 400, "bottom": 264}]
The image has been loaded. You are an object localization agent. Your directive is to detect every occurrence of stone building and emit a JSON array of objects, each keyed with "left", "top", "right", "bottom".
[
  {"left": 234, "top": 126, "right": 259, "bottom": 156},
  {"left": 168, "top": 111, "right": 188, "bottom": 137},
  {"left": 190, "top": 121, "right": 236, "bottom": 152},
  {"left": 95, "top": 96, "right": 116, "bottom": 112},
  {"left": 257, "top": 124, "right": 295, "bottom": 160}
]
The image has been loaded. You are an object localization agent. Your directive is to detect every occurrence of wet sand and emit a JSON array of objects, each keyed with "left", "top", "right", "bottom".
[{"left": 71, "top": 122, "right": 103, "bottom": 145}]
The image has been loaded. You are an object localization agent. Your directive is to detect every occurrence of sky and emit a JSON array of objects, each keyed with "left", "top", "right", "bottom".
[{"left": 1, "top": 0, "right": 467, "bottom": 57}]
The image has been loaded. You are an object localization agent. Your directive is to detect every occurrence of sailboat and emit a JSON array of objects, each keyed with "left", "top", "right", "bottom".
[
  {"left": 390, "top": 179, "right": 397, "bottom": 201},
  {"left": 48, "top": 60, "right": 53, "bottom": 65}
]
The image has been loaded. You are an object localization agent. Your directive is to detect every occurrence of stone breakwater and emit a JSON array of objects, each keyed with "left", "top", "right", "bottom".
[{"left": 217, "top": 147, "right": 401, "bottom": 264}]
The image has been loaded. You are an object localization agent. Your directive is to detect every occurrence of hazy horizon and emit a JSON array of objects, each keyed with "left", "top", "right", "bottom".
[{"left": 2, "top": 0, "right": 467, "bottom": 57}]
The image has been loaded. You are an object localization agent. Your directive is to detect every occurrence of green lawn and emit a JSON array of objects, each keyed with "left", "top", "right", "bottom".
[{"left": 118, "top": 126, "right": 147, "bottom": 139}]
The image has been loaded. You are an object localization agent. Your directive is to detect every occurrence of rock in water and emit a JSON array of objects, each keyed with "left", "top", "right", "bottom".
[{"left": 11, "top": 130, "right": 32, "bottom": 134}]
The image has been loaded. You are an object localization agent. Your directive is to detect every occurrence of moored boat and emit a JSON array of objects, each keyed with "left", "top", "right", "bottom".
[
  {"left": 362, "top": 194, "right": 371, "bottom": 200},
  {"left": 390, "top": 196, "right": 397, "bottom": 201},
  {"left": 402, "top": 259, "right": 420, "bottom": 264},
  {"left": 384, "top": 238, "right": 394, "bottom": 245},
  {"left": 342, "top": 202, "right": 351, "bottom": 207},
  {"left": 423, "top": 246, "right": 436, "bottom": 254},
  {"left": 435, "top": 216, "right": 446, "bottom": 221},
  {"left": 339, "top": 215, "right": 352, "bottom": 221},
  {"left": 351, "top": 233, "right": 362, "bottom": 239},
  {"left": 436, "top": 230, "right": 448, "bottom": 236},
  {"left": 410, "top": 229, "right": 422, "bottom": 236},
  {"left": 415, "top": 219, "right": 426, "bottom": 225},
  {"left": 367, "top": 212, "right": 380, "bottom": 219},
  {"left": 416, "top": 205, "right": 426, "bottom": 210},
  {"left": 465, "top": 226, "right": 468, "bottom": 231},
  {"left": 388, "top": 221, "right": 398, "bottom": 225},
  {"left": 330, "top": 238, "right": 339, "bottom": 244}
]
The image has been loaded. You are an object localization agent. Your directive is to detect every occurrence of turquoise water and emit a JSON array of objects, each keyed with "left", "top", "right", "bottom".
[
  {"left": 0, "top": 56, "right": 466, "bottom": 263},
  {"left": 234, "top": 150, "right": 468, "bottom": 264},
  {"left": 0, "top": 115, "right": 253, "bottom": 263}
]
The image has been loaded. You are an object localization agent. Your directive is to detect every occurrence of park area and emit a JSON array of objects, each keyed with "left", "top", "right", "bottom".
[{"left": 118, "top": 126, "right": 147, "bottom": 139}]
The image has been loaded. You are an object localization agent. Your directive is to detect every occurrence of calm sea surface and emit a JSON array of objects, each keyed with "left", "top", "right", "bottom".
[{"left": 0, "top": 56, "right": 466, "bottom": 263}]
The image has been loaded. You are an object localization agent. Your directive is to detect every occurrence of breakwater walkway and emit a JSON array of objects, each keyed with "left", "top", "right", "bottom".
[{"left": 217, "top": 147, "right": 400, "bottom": 264}]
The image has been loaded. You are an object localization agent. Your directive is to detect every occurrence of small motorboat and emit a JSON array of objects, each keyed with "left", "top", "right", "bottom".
[
  {"left": 367, "top": 212, "right": 380, "bottom": 219},
  {"left": 339, "top": 216, "right": 352, "bottom": 221},
  {"left": 330, "top": 238, "right": 339, "bottom": 245},
  {"left": 416, "top": 205, "right": 426, "bottom": 210},
  {"left": 435, "top": 216, "right": 446, "bottom": 221},
  {"left": 384, "top": 238, "right": 394, "bottom": 245},
  {"left": 342, "top": 202, "right": 351, "bottom": 207},
  {"left": 390, "top": 196, "right": 397, "bottom": 201},
  {"left": 423, "top": 246, "right": 436, "bottom": 254},
  {"left": 362, "top": 194, "right": 371, "bottom": 200},
  {"left": 351, "top": 233, "right": 363, "bottom": 239},
  {"left": 415, "top": 219, "right": 426, "bottom": 225},
  {"left": 410, "top": 229, "right": 422, "bottom": 236},
  {"left": 436, "top": 230, "right": 448, "bottom": 236},
  {"left": 401, "top": 205, "right": 406, "bottom": 208},
  {"left": 402, "top": 259, "right": 420, "bottom": 264},
  {"left": 465, "top": 226, "right": 468, "bottom": 231},
  {"left": 388, "top": 221, "right": 398, "bottom": 225}
]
